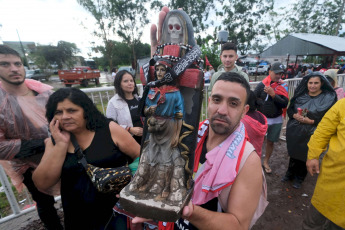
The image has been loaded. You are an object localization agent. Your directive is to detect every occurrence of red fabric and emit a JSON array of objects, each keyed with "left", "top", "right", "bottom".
[
  {"left": 194, "top": 120, "right": 209, "bottom": 172},
  {"left": 140, "top": 67, "right": 146, "bottom": 84},
  {"left": 205, "top": 55, "right": 213, "bottom": 68},
  {"left": 192, "top": 121, "right": 248, "bottom": 205},
  {"left": 148, "top": 86, "right": 179, "bottom": 105},
  {"left": 242, "top": 112, "right": 267, "bottom": 157},
  {"left": 141, "top": 67, "right": 202, "bottom": 89},
  {"left": 140, "top": 66, "right": 156, "bottom": 85},
  {"left": 156, "top": 60, "right": 173, "bottom": 68},
  {"left": 262, "top": 75, "right": 289, "bottom": 117},
  {"left": 319, "top": 68, "right": 327, "bottom": 74},
  {"left": 158, "top": 221, "right": 174, "bottom": 230},
  {"left": 262, "top": 75, "right": 289, "bottom": 99},
  {"left": 178, "top": 69, "right": 203, "bottom": 88},
  {"left": 163, "top": 45, "right": 180, "bottom": 57}
]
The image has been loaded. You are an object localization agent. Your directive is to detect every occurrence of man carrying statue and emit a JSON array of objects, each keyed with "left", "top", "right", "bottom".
[{"left": 116, "top": 7, "right": 268, "bottom": 229}]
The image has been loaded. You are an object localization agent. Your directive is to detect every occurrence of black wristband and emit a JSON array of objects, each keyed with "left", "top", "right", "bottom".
[{"left": 15, "top": 139, "right": 45, "bottom": 158}]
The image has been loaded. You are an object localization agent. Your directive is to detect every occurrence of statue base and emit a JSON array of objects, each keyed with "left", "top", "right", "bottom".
[{"left": 119, "top": 188, "right": 193, "bottom": 222}]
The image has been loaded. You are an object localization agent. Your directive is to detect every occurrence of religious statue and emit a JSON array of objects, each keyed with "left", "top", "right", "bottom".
[
  {"left": 127, "top": 59, "right": 186, "bottom": 204},
  {"left": 119, "top": 9, "right": 204, "bottom": 222}
]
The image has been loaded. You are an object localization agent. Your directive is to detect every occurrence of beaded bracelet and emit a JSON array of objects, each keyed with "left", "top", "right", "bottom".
[{"left": 156, "top": 42, "right": 193, "bottom": 50}]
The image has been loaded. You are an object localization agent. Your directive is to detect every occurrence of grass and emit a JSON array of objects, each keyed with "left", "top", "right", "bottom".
[
  {"left": 0, "top": 181, "right": 21, "bottom": 217},
  {"left": 96, "top": 103, "right": 107, "bottom": 114},
  {"left": 74, "top": 83, "right": 109, "bottom": 89}
]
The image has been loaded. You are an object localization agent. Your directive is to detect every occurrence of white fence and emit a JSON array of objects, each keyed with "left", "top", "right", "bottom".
[
  {"left": 0, "top": 75, "right": 344, "bottom": 223},
  {"left": 80, "top": 78, "right": 303, "bottom": 121}
]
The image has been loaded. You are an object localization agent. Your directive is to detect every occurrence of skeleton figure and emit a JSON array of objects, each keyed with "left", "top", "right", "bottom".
[
  {"left": 119, "top": 10, "right": 203, "bottom": 222},
  {"left": 167, "top": 15, "right": 183, "bottom": 44}
]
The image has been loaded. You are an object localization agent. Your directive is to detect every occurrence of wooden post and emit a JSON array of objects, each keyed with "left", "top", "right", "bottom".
[{"left": 332, "top": 54, "right": 337, "bottom": 68}]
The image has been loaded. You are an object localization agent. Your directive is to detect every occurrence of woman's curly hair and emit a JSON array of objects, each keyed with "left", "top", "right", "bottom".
[{"left": 45, "top": 88, "right": 108, "bottom": 131}]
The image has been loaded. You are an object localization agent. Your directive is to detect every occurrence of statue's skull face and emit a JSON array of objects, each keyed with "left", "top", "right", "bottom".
[{"left": 167, "top": 16, "right": 182, "bottom": 44}]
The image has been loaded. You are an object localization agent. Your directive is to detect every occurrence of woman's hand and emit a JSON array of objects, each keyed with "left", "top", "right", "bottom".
[
  {"left": 130, "top": 127, "right": 143, "bottom": 136},
  {"left": 293, "top": 113, "right": 303, "bottom": 122},
  {"left": 306, "top": 159, "right": 320, "bottom": 176},
  {"left": 33, "top": 119, "right": 70, "bottom": 191},
  {"left": 293, "top": 113, "right": 314, "bottom": 124},
  {"left": 49, "top": 118, "right": 70, "bottom": 145}
]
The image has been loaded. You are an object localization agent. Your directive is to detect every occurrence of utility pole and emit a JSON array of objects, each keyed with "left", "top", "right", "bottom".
[
  {"left": 16, "top": 29, "right": 30, "bottom": 69},
  {"left": 335, "top": 0, "right": 345, "bottom": 36}
]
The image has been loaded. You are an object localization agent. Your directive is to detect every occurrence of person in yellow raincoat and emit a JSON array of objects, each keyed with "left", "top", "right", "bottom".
[{"left": 303, "top": 98, "right": 345, "bottom": 229}]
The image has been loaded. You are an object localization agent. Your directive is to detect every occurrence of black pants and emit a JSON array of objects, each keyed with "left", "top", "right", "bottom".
[
  {"left": 285, "top": 157, "right": 308, "bottom": 181},
  {"left": 303, "top": 204, "right": 345, "bottom": 230},
  {"left": 23, "top": 169, "right": 63, "bottom": 230}
]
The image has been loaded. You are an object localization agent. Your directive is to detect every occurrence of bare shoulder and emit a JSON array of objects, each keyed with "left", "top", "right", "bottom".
[
  {"left": 234, "top": 150, "right": 262, "bottom": 188},
  {"left": 241, "top": 151, "right": 262, "bottom": 177},
  {"left": 226, "top": 150, "right": 263, "bottom": 227},
  {"left": 109, "top": 120, "right": 122, "bottom": 132},
  {"left": 245, "top": 151, "right": 261, "bottom": 167},
  {"left": 108, "top": 120, "right": 133, "bottom": 142},
  {"left": 108, "top": 121, "right": 124, "bottom": 143},
  {"left": 232, "top": 150, "right": 262, "bottom": 190}
]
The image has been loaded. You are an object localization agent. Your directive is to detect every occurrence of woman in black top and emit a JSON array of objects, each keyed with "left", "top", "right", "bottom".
[
  {"left": 283, "top": 72, "right": 336, "bottom": 189},
  {"left": 33, "top": 88, "right": 140, "bottom": 230},
  {"left": 106, "top": 70, "right": 143, "bottom": 144}
]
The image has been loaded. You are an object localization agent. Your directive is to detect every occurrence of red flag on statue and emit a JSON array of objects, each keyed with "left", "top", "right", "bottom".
[{"left": 205, "top": 55, "right": 213, "bottom": 68}]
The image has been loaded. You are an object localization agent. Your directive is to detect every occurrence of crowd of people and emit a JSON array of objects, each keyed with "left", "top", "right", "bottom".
[
  {"left": 286, "top": 63, "right": 345, "bottom": 79},
  {"left": 1, "top": 7, "right": 345, "bottom": 230}
]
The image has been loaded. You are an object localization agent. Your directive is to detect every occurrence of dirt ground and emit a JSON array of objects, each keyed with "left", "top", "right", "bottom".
[
  {"left": 252, "top": 139, "right": 317, "bottom": 230},
  {"left": 0, "top": 138, "right": 318, "bottom": 230}
]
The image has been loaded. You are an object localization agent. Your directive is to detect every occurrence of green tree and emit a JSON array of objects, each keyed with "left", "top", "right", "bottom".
[
  {"left": 220, "top": 0, "right": 274, "bottom": 55},
  {"left": 169, "top": 0, "right": 217, "bottom": 36},
  {"left": 264, "top": 9, "right": 290, "bottom": 47},
  {"left": 94, "top": 41, "right": 150, "bottom": 70},
  {"left": 201, "top": 41, "right": 222, "bottom": 71},
  {"left": 285, "top": 0, "right": 345, "bottom": 36},
  {"left": 92, "top": 41, "right": 129, "bottom": 70},
  {"left": 77, "top": 0, "right": 149, "bottom": 70},
  {"left": 135, "top": 42, "right": 151, "bottom": 59},
  {"left": 77, "top": 0, "right": 117, "bottom": 70},
  {"left": 31, "top": 41, "right": 79, "bottom": 69},
  {"left": 111, "top": 0, "right": 149, "bottom": 70},
  {"left": 168, "top": 0, "right": 273, "bottom": 54}
]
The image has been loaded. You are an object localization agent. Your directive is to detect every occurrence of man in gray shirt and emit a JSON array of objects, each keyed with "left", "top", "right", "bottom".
[{"left": 208, "top": 42, "right": 249, "bottom": 91}]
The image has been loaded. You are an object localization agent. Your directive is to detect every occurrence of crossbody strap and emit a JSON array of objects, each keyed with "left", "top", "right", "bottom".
[{"left": 70, "top": 134, "right": 89, "bottom": 168}]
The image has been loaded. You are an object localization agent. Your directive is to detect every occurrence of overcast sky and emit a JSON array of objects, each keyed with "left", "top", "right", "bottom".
[
  {"left": 0, "top": 0, "right": 291, "bottom": 57},
  {"left": 0, "top": 0, "right": 157, "bottom": 57}
]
